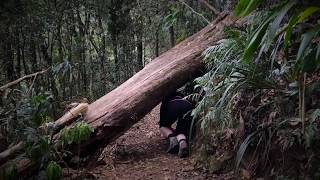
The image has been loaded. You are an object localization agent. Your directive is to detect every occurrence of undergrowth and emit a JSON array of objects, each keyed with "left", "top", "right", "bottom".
[
  {"left": 192, "top": 0, "right": 320, "bottom": 178},
  {"left": 0, "top": 62, "right": 94, "bottom": 180}
]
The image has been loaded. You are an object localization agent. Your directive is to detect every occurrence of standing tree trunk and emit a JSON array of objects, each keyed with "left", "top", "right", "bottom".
[
  {"left": 169, "top": 26, "right": 175, "bottom": 48},
  {"left": 30, "top": 33, "right": 38, "bottom": 73},
  {"left": 98, "top": 15, "right": 107, "bottom": 93},
  {"left": 21, "top": 30, "right": 29, "bottom": 75},
  {"left": 155, "top": 27, "right": 160, "bottom": 57},
  {"left": 137, "top": 33, "right": 143, "bottom": 70},
  {"left": 136, "top": 16, "right": 144, "bottom": 71},
  {"left": 77, "top": 9, "right": 87, "bottom": 96},
  {"left": 15, "top": 28, "right": 21, "bottom": 78},
  {"left": 5, "top": 42, "right": 15, "bottom": 81}
]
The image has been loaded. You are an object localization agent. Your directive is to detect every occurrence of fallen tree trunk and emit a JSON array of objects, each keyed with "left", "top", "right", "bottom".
[
  {"left": 1, "top": 13, "right": 240, "bottom": 176},
  {"left": 0, "top": 142, "right": 24, "bottom": 165},
  {"left": 81, "top": 13, "right": 238, "bottom": 154}
]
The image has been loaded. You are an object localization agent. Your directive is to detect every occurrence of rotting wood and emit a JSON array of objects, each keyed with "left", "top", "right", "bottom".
[{"left": 49, "top": 103, "right": 89, "bottom": 132}]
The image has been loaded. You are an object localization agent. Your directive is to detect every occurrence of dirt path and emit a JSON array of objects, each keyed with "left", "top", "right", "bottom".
[{"left": 87, "top": 106, "right": 232, "bottom": 180}]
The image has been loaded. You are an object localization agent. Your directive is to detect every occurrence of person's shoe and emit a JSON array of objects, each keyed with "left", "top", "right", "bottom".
[
  {"left": 166, "top": 136, "right": 179, "bottom": 154},
  {"left": 178, "top": 139, "right": 189, "bottom": 158}
]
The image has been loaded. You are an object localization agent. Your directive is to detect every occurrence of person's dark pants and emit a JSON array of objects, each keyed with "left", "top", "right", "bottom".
[{"left": 160, "top": 98, "right": 193, "bottom": 136}]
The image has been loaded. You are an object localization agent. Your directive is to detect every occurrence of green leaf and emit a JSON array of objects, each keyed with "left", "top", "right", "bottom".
[
  {"left": 297, "top": 25, "right": 320, "bottom": 61},
  {"left": 1, "top": 165, "right": 18, "bottom": 180},
  {"left": 46, "top": 161, "right": 62, "bottom": 180},
  {"left": 284, "top": 14, "right": 299, "bottom": 49},
  {"left": 284, "top": 6, "right": 320, "bottom": 49},
  {"left": 28, "top": 145, "right": 42, "bottom": 161},
  {"left": 317, "top": 43, "right": 320, "bottom": 60},
  {"left": 235, "top": 131, "right": 259, "bottom": 171},
  {"left": 60, "top": 122, "right": 93, "bottom": 145},
  {"left": 310, "top": 109, "right": 320, "bottom": 122},
  {"left": 297, "top": 6, "right": 320, "bottom": 24},
  {"left": 234, "top": 0, "right": 264, "bottom": 17},
  {"left": 242, "top": 16, "right": 271, "bottom": 63},
  {"left": 242, "top": 1, "right": 297, "bottom": 63},
  {"left": 301, "top": 48, "right": 320, "bottom": 73},
  {"left": 265, "top": 1, "right": 296, "bottom": 51}
]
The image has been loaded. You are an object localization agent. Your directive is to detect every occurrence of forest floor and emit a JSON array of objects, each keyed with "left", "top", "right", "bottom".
[{"left": 73, "top": 105, "right": 234, "bottom": 180}]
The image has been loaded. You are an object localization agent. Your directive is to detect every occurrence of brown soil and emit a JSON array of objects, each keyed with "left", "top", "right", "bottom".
[{"left": 82, "top": 105, "right": 234, "bottom": 180}]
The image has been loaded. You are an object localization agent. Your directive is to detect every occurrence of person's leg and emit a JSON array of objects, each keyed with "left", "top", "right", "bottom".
[
  {"left": 176, "top": 112, "right": 193, "bottom": 158},
  {"left": 176, "top": 112, "right": 193, "bottom": 137},
  {"left": 160, "top": 97, "right": 192, "bottom": 154},
  {"left": 160, "top": 127, "right": 174, "bottom": 138},
  {"left": 160, "top": 103, "right": 179, "bottom": 153},
  {"left": 176, "top": 134, "right": 188, "bottom": 158}
]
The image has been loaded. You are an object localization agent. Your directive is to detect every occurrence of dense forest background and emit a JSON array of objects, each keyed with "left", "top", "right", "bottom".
[
  {"left": 1, "top": 0, "right": 320, "bottom": 179},
  {"left": 0, "top": 0, "right": 232, "bottom": 101},
  {"left": 0, "top": 0, "right": 235, "bottom": 178},
  {"left": 0, "top": 0, "right": 225, "bottom": 146}
]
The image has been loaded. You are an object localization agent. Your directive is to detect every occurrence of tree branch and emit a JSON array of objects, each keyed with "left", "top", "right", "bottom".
[
  {"left": 0, "top": 69, "right": 49, "bottom": 91},
  {"left": 0, "top": 142, "right": 24, "bottom": 165},
  {"left": 178, "top": 0, "right": 210, "bottom": 24},
  {"left": 199, "top": 0, "right": 220, "bottom": 14}
]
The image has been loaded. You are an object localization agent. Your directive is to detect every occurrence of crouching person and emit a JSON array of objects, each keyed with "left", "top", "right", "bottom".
[{"left": 159, "top": 91, "right": 194, "bottom": 158}]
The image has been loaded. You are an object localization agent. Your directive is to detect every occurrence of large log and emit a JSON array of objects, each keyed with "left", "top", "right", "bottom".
[
  {"left": 1, "top": 13, "right": 239, "bottom": 177},
  {"left": 81, "top": 13, "right": 238, "bottom": 154}
]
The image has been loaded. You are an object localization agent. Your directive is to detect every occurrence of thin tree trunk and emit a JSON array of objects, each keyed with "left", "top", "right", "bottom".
[
  {"left": 77, "top": 8, "right": 87, "bottom": 96},
  {"left": 98, "top": 15, "right": 107, "bottom": 92},
  {"left": 21, "top": 32, "right": 29, "bottom": 75},
  {"left": 15, "top": 28, "right": 21, "bottom": 78},
  {"left": 30, "top": 34, "right": 38, "bottom": 73},
  {"left": 112, "top": 35, "right": 119, "bottom": 82},
  {"left": 5, "top": 41, "right": 15, "bottom": 81},
  {"left": 137, "top": 32, "right": 143, "bottom": 70},
  {"left": 169, "top": 26, "right": 175, "bottom": 48},
  {"left": 155, "top": 27, "right": 160, "bottom": 57}
]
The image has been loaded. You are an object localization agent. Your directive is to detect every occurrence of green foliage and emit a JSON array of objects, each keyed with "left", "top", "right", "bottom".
[
  {"left": 234, "top": 0, "right": 264, "bottom": 17},
  {"left": 162, "top": 7, "right": 181, "bottom": 30},
  {"left": 0, "top": 165, "right": 18, "bottom": 180},
  {"left": 26, "top": 136, "right": 50, "bottom": 161},
  {"left": 30, "top": 93, "right": 54, "bottom": 126},
  {"left": 193, "top": 26, "right": 276, "bottom": 131},
  {"left": 195, "top": 0, "right": 320, "bottom": 176},
  {"left": 284, "top": 6, "right": 320, "bottom": 49},
  {"left": 60, "top": 122, "right": 94, "bottom": 145},
  {"left": 46, "top": 161, "right": 63, "bottom": 180},
  {"left": 242, "top": 1, "right": 296, "bottom": 63}
]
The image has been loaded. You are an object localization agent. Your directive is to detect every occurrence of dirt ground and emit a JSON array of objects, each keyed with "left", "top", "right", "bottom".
[{"left": 83, "top": 105, "right": 233, "bottom": 180}]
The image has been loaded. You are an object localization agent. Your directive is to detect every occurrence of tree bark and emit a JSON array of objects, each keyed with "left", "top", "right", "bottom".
[{"left": 81, "top": 13, "right": 237, "bottom": 154}]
